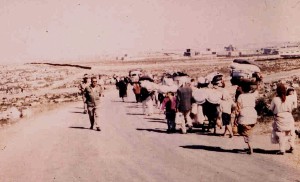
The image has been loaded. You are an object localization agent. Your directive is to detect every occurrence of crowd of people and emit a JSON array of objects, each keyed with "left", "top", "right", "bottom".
[
  {"left": 77, "top": 70, "right": 299, "bottom": 155},
  {"left": 115, "top": 70, "right": 298, "bottom": 155}
]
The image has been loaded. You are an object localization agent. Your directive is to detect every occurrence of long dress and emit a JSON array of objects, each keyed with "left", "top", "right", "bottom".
[{"left": 117, "top": 80, "right": 128, "bottom": 98}]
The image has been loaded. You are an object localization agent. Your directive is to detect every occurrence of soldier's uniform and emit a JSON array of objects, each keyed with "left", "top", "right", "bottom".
[{"left": 84, "top": 84, "right": 103, "bottom": 130}]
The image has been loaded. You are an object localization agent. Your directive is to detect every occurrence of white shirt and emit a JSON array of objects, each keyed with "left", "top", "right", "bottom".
[
  {"left": 220, "top": 99, "right": 235, "bottom": 114},
  {"left": 270, "top": 95, "right": 294, "bottom": 115},
  {"left": 237, "top": 91, "right": 258, "bottom": 125}
]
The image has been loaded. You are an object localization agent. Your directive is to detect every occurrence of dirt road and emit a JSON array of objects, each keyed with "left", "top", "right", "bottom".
[{"left": 0, "top": 87, "right": 300, "bottom": 182}]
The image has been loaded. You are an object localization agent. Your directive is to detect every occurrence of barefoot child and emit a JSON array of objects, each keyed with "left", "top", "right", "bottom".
[{"left": 220, "top": 91, "right": 235, "bottom": 138}]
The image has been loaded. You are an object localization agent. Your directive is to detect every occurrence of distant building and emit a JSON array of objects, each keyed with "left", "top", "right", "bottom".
[
  {"left": 183, "top": 49, "right": 191, "bottom": 57},
  {"left": 261, "top": 48, "right": 279, "bottom": 55},
  {"left": 279, "top": 46, "right": 300, "bottom": 58}
]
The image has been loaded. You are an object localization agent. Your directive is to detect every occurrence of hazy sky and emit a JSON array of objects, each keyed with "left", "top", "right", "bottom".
[{"left": 1, "top": 0, "right": 300, "bottom": 64}]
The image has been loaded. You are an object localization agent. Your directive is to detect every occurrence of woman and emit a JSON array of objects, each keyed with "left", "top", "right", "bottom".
[
  {"left": 236, "top": 83, "right": 258, "bottom": 155},
  {"left": 270, "top": 83, "right": 295, "bottom": 155},
  {"left": 116, "top": 77, "right": 128, "bottom": 102}
]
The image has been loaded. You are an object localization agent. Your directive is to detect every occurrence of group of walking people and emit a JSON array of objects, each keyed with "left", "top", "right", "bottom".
[
  {"left": 120, "top": 72, "right": 298, "bottom": 155},
  {"left": 78, "top": 71, "right": 298, "bottom": 155}
]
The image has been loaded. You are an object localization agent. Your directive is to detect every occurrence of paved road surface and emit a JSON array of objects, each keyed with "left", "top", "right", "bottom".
[{"left": 0, "top": 88, "right": 300, "bottom": 182}]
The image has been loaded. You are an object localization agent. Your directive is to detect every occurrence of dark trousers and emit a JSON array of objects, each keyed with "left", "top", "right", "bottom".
[
  {"left": 135, "top": 93, "right": 141, "bottom": 103},
  {"left": 166, "top": 110, "right": 176, "bottom": 131}
]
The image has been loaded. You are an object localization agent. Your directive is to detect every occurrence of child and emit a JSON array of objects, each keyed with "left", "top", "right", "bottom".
[
  {"left": 220, "top": 91, "right": 235, "bottom": 138},
  {"left": 161, "top": 92, "right": 177, "bottom": 133}
]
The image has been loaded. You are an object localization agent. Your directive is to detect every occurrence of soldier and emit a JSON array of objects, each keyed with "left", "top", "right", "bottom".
[
  {"left": 78, "top": 74, "right": 89, "bottom": 114},
  {"left": 84, "top": 76, "right": 103, "bottom": 131}
]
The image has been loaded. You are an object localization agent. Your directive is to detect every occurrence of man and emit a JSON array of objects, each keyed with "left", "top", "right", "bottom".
[
  {"left": 176, "top": 79, "right": 193, "bottom": 134},
  {"left": 78, "top": 74, "right": 89, "bottom": 114},
  {"left": 84, "top": 76, "right": 103, "bottom": 131}
]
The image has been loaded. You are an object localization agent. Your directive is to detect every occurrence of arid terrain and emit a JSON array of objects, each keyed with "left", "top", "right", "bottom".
[{"left": 1, "top": 56, "right": 300, "bottom": 181}]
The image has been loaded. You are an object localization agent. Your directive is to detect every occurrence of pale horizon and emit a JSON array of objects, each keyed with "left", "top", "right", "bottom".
[{"left": 1, "top": 0, "right": 300, "bottom": 64}]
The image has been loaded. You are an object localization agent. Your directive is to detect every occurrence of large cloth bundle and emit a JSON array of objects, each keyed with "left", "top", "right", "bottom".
[
  {"left": 206, "top": 72, "right": 222, "bottom": 83},
  {"left": 129, "top": 70, "right": 142, "bottom": 83},
  {"left": 206, "top": 89, "right": 222, "bottom": 104},
  {"left": 140, "top": 80, "right": 157, "bottom": 92},
  {"left": 230, "top": 62, "right": 260, "bottom": 73},
  {"left": 193, "top": 89, "right": 208, "bottom": 104},
  {"left": 162, "top": 77, "right": 175, "bottom": 86},
  {"left": 173, "top": 76, "right": 191, "bottom": 86},
  {"left": 230, "top": 59, "right": 261, "bottom": 86},
  {"left": 157, "top": 84, "right": 178, "bottom": 94},
  {"left": 139, "top": 75, "right": 154, "bottom": 82},
  {"left": 197, "top": 77, "right": 210, "bottom": 88}
]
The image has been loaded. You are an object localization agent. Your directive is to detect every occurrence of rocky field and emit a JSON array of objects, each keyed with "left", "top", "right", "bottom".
[{"left": 1, "top": 57, "right": 300, "bottom": 128}]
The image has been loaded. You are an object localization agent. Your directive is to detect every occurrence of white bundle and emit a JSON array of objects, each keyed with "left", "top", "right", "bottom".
[
  {"left": 231, "top": 70, "right": 252, "bottom": 79},
  {"left": 162, "top": 77, "right": 175, "bottom": 86},
  {"left": 157, "top": 85, "right": 178, "bottom": 94},
  {"left": 230, "top": 62, "right": 260, "bottom": 73},
  {"left": 193, "top": 89, "right": 208, "bottom": 104},
  {"left": 173, "top": 76, "right": 191, "bottom": 86},
  {"left": 197, "top": 77, "right": 208, "bottom": 84},
  {"left": 140, "top": 80, "right": 157, "bottom": 92},
  {"left": 206, "top": 72, "right": 222, "bottom": 83},
  {"left": 206, "top": 89, "right": 222, "bottom": 104}
]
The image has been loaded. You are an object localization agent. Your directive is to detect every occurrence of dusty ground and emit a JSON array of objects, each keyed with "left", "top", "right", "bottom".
[
  {"left": 1, "top": 57, "right": 300, "bottom": 181},
  {"left": 0, "top": 87, "right": 300, "bottom": 182}
]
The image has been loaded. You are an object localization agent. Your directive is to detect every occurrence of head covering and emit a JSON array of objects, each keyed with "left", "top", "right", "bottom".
[{"left": 83, "top": 74, "right": 88, "bottom": 79}]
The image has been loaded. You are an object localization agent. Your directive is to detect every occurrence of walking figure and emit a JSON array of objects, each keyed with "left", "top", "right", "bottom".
[
  {"left": 84, "top": 76, "right": 103, "bottom": 131},
  {"left": 78, "top": 74, "right": 89, "bottom": 114}
]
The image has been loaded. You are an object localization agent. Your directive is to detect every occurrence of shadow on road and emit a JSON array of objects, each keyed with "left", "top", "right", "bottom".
[
  {"left": 180, "top": 145, "right": 247, "bottom": 154},
  {"left": 70, "top": 111, "right": 85, "bottom": 114},
  {"left": 127, "top": 113, "right": 144, "bottom": 115},
  {"left": 126, "top": 105, "right": 142, "bottom": 109},
  {"left": 180, "top": 145, "right": 279, "bottom": 155},
  {"left": 144, "top": 117, "right": 164, "bottom": 120},
  {"left": 69, "top": 126, "right": 90, "bottom": 130},
  {"left": 136, "top": 128, "right": 167, "bottom": 134},
  {"left": 252, "top": 148, "right": 279, "bottom": 155},
  {"left": 147, "top": 120, "right": 167, "bottom": 124},
  {"left": 144, "top": 117, "right": 166, "bottom": 124},
  {"left": 111, "top": 100, "right": 136, "bottom": 103}
]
